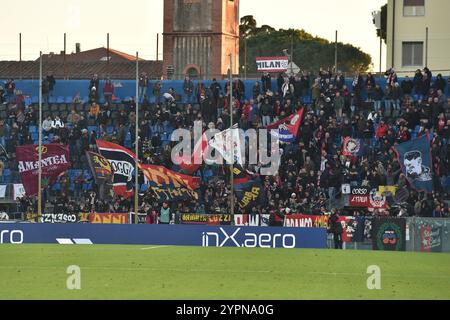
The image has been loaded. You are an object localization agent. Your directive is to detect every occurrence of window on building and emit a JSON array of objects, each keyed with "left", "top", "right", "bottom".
[
  {"left": 403, "top": 0, "right": 425, "bottom": 16},
  {"left": 402, "top": 42, "right": 423, "bottom": 67}
]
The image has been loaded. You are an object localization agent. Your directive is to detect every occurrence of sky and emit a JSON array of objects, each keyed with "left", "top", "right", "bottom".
[{"left": 0, "top": 0, "right": 387, "bottom": 71}]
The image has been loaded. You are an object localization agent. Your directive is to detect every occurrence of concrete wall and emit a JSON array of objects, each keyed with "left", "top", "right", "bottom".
[{"left": 386, "top": 0, "right": 450, "bottom": 75}]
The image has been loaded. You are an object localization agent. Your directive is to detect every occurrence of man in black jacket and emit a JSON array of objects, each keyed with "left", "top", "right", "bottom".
[
  {"left": 46, "top": 73, "right": 56, "bottom": 97},
  {"left": 329, "top": 208, "right": 343, "bottom": 249}
]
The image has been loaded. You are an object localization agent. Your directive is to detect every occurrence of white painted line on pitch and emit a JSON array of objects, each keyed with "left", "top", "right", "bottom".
[
  {"left": 73, "top": 239, "right": 93, "bottom": 245},
  {"left": 140, "top": 246, "right": 170, "bottom": 250},
  {"left": 56, "top": 238, "right": 74, "bottom": 244}
]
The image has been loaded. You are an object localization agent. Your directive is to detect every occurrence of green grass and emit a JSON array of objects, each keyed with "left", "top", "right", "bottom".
[{"left": 0, "top": 245, "right": 449, "bottom": 300}]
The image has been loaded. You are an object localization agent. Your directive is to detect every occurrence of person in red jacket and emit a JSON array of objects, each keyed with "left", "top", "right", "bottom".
[
  {"left": 375, "top": 120, "right": 389, "bottom": 140},
  {"left": 103, "top": 78, "right": 114, "bottom": 105}
]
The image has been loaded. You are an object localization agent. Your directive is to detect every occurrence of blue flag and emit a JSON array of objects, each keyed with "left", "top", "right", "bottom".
[
  {"left": 394, "top": 134, "right": 433, "bottom": 193},
  {"left": 234, "top": 178, "right": 266, "bottom": 212}
]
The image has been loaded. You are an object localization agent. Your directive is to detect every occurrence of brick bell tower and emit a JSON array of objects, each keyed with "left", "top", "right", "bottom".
[{"left": 163, "top": 0, "right": 240, "bottom": 80}]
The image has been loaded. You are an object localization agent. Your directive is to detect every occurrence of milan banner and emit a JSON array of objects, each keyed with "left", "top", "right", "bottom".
[
  {"left": 86, "top": 151, "right": 113, "bottom": 184},
  {"left": 234, "top": 178, "right": 266, "bottom": 212},
  {"left": 96, "top": 140, "right": 136, "bottom": 198},
  {"left": 16, "top": 144, "right": 70, "bottom": 196},
  {"left": 140, "top": 164, "right": 201, "bottom": 202},
  {"left": 372, "top": 217, "right": 406, "bottom": 251},
  {"left": 256, "top": 57, "right": 289, "bottom": 72},
  {"left": 342, "top": 137, "right": 365, "bottom": 157},
  {"left": 267, "top": 108, "right": 304, "bottom": 143},
  {"left": 394, "top": 134, "right": 433, "bottom": 193}
]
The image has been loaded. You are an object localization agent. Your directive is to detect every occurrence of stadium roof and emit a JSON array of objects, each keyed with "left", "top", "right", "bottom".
[{"left": 0, "top": 46, "right": 162, "bottom": 80}]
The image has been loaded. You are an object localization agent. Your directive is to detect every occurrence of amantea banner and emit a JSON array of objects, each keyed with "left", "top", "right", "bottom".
[
  {"left": 140, "top": 164, "right": 201, "bottom": 202},
  {"left": 16, "top": 144, "right": 70, "bottom": 196}
]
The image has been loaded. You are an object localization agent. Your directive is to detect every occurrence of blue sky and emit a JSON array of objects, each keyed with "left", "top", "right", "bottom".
[{"left": 0, "top": 0, "right": 387, "bottom": 71}]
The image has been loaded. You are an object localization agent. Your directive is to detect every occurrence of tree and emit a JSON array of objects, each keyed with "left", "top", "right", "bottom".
[
  {"left": 239, "top": 18, "right": 372, "bottom": 73},
  {"left": 239, "top": 15, "right": 257, "bottom": 37}
]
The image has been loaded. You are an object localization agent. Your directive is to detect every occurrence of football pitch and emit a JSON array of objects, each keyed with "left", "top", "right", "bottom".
[{"left": 0, "top": 245, "right": 449, "bottom": 300}]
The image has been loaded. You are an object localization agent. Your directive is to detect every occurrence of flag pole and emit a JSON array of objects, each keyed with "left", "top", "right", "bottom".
[
  {"left": 38, "top": 52, "right": 43, "bottom": 221},
  {"left": 134, "top": 52, "right": 139, "bottom": 224},
  {"left": 229, "top": 54, "right": 234, "bottom": 216}
]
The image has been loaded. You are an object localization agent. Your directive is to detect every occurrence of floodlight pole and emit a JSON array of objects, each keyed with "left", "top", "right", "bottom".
[
  {"left": 229, "top": 54, "right": 234, "bottom": 216},
  {"left": 38, "top": 52, "right": 43, "bottom": 221}
]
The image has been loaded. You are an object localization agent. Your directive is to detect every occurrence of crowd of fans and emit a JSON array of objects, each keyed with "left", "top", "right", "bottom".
[{"left": 1, "top": 67, "right": 450, "bottom": 222}]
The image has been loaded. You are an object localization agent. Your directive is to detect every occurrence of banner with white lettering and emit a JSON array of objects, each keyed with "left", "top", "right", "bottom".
[
  {"left": 16, "top": 144, "right": 70, "bottom": 196},
  {"left": 256, "top": 57, "right": 289, "bottom": 72},
  {"left": 96, "top": 140, "right": 136, "bottom": 198}
]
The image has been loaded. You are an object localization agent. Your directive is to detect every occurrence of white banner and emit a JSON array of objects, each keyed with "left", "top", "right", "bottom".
[
  {"left": 13, "top": 184, "right": 26, "bottom": 200},
  {"left": 256, "top": 57, "right": 289, "bottom": 72},
  {"left": 0, "top": 185, "right": 6, "bottom": 198}
]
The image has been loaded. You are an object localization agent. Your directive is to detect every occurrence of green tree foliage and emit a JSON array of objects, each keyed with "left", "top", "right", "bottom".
[{"left": 240, "top": 16, "right": 372, "bottom": 73}]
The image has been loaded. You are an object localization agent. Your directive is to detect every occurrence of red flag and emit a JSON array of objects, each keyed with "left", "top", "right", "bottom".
[
  {"left": 266, "top": 108, "right": 304, "bottom": 143},
  {"left": 16, "top": 144, "right": 70, "bottom": 196}
]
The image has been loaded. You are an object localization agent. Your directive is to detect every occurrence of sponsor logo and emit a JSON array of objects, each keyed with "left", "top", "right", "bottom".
[
  {"left": 0, "top": 230, "right": 24, "bottom": 244},
  {"left": 202, "top": 228, "right": 296, "bottom": 249}
]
